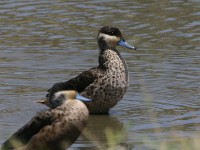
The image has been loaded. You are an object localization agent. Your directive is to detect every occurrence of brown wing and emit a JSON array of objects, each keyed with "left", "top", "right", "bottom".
[
  {"left": 46, "top": 67, "right": 100, "bottom": 101},
  {"left": 1, "top": 111, "right": 53, "bottom": 150}
]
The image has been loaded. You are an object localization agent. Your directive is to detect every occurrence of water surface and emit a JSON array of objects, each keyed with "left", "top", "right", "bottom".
[{"left": 0, "top": 0, "right": 200, "bottom": 149}]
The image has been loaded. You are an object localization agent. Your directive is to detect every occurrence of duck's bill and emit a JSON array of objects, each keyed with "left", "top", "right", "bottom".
[
  {"left": 118, "top": 39, "right": 136, "bottom": 50},
  {"left": 36, "top": 99, "right": 48, "bottom": 105},
  {"left": 76, "top": 93, "right": 91, "bottom": 102}
]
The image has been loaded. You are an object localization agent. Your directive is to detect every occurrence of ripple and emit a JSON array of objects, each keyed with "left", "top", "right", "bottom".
[{"left": 0, "top": 0, "right": 200, "bottom": 149}]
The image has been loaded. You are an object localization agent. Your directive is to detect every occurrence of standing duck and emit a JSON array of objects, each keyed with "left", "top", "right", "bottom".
[
  {"left": 1, "top": 90, "right": 91, "bottom": 150},
  {"left": 45, "top": 26, "right": 136, "bottom": 114}
]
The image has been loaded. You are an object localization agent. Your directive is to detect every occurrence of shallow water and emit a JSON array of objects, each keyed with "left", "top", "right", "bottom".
[{"left": 0, "top": 0, "right": 200, "bottom": 149}]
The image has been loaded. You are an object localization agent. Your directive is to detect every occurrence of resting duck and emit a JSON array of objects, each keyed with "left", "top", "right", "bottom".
[
  {"left": 45, "top": 26, "right": 136, "bottom": 114},
  {"left": 1, "top": 90, "right": 90, "bottom": 150}
]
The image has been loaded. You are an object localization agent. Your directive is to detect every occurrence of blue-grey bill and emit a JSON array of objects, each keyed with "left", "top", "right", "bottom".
[
  {"left": 118, "top": 39, "right": 136, "bottom": 50},
  {"left": 76, "top": 93, "right": 91, "bottom": 102}
]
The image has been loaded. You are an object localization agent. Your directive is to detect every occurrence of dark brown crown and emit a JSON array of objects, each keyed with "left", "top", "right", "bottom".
[{"left": 99, "top": 26, "right": 122, "bottom": 37}]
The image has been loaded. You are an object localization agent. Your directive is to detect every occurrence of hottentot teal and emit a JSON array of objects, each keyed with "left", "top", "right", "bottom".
[
  {"left": 45, "top": 26, "right": 136, "bottom": 114},
  {"left": 1, "top": 90, "right": 90, "bottom": 150}
]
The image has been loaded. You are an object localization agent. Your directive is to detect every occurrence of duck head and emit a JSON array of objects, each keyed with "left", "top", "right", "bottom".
[
  {"left": 97, "top": 26, "right": 136, "bottom": 50},
  {"left": 37, "top": 90, "right": 91, "bottom": 109}
]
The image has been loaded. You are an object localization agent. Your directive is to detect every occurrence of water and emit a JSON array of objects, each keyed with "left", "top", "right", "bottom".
[{"left": 0, "top": 0, "right": 200, "bottom": 149}]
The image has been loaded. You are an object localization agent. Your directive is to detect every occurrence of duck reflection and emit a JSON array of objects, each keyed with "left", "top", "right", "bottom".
[{"left": 74, "top": 115, "right": 134, "bottom": 150}]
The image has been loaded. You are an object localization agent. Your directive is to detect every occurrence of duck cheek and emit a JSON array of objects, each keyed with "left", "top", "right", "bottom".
[
  {"left": 107, "top": 38, "right": 119, "bottom": 48},
  {"left": 107, "top": 41, "right": 117, "bottom": 48}
]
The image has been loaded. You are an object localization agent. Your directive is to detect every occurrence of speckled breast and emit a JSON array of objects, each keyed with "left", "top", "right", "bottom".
[{"left": 83, "top": 49, "right": 128, "bottom": 114}]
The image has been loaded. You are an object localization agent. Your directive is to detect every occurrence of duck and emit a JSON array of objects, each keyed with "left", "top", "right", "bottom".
[
  {"left": 45, "top": 26, "right": 136, "bottom": 114},
  {"left": 1, "top": 90, "right": 91, "bottom": 150}
]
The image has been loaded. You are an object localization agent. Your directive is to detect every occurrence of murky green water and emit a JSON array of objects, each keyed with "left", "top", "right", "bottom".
[{"left": 0, "top": 0, "right": 200, "bottom": 149}]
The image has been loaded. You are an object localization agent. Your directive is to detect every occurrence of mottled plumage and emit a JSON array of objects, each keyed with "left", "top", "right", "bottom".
[
  {"left": 1, "top": 91, "right": 90, "bottom": 150},
  {"left": 46, "top": 26, "right": 136, "bottom": 114}
]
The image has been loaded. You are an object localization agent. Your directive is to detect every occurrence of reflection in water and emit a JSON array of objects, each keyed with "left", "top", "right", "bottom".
[{"left": 70, "top": 115, "right": 134, "bottom": 150}]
